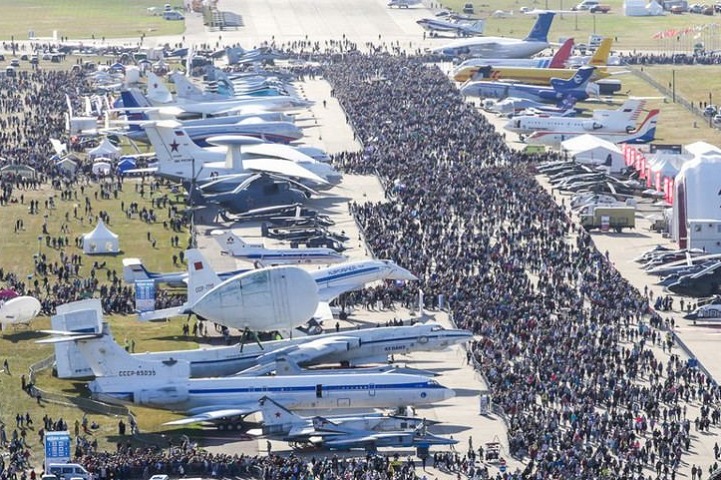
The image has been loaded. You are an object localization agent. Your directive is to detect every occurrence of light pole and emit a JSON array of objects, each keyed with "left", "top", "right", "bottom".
[
  {"left": 672, "top": 69, "right": 676, "bottom": 103},
  {"left": 37, "top": 235, "right": 42, "bottom": 257}
]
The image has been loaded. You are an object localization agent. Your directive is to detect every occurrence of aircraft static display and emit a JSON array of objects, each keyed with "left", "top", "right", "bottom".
[
  {"left": 47, "top": 301, "right": 472, "bottom": 379},
  {"left": 451, "top": 37, "right": 575, "bottom": 80},
  {"left": 667, "top": 262, "right": 721, "bottom": 297},
  {"left": 212, "top": 230, "right": 347, "bottom": 266},
  {"left": 504, "top": 99, "right": 645, "bottom": 137},
  {"left": 38, "top": 329, "right": 455, "bottom": 426},
  {"left": 460, "top": 65, "right": 597, "bottom": 106},
  {"left": 432, "top": 12, "right": 555, "bottom": 58},
  {"left": 452, "top": 38, "right": 613, "bottom": 84},
  {"left": 255, "top": 397, "right": 456, "bottom": 451},
  {"left": 522, "top": 109, "right": 659, "bottom": 146},
  {"left": 416, "top": 17, "right": 485, "bottom": 37}
]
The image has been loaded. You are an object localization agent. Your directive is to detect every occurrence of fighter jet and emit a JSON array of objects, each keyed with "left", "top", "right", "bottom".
[{"left": 667, "top": 261, "right": 721, "bottom": 297}]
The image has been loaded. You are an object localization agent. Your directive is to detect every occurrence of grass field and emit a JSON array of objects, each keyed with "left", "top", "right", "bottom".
[
  {"left": 0, "top": 0, "right": 185, "bottom": 41},
  {"left": 0, "top": 177, "right": 202, "bottom": 457},
  {"left": 440, "top": 0, "right": 721, "bottom": 51}
]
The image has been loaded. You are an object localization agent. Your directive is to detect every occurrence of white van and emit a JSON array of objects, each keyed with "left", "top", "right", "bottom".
[{"left": 47, "top": 464, "right": 92, "bottom": 480}]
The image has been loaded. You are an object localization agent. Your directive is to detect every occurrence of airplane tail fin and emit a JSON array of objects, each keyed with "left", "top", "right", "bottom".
[
  {"left": 39, "top": 301, "right": 191, "bottom": 392},
  {"left": 146, "top": 72, "right": 174, "bottom": 104},
  {"left": 212, "top": 230, "right": 247, "bottom": 255},
  {"left": 143, "top": 122, "right": 202, "bottom": 177},
  {"left": 119, "top": 90, "right": 150, "bottom": 132},
  {"left": 550, "top": 66, "right": 595, "bottom": 92},
  {"left": 226, "top": 47, "right": 246, "bottom": 66},
  {"left": 549, "top": 38, "right": 574, "bottom": 68},
  {"left": 185, "top": 249, "right": 222, "bottom": 305},
  {"left": 588, "top": 37, "right": 613, "bottom": 67},
  {"left": 122, "top": 258, "right": 154, "bottom": 283},
  {"left": 523, "top": 12, "right": 555, "bottom": 43},
  {"left": 170, "top": 72, "right": 204, "bottom": 99},
  {"left": 467, "top": 20, "right": 485, "bottom": 34},
  {"left": 258, "top": 396, "right": 304, "bottom": 427},
  {"left": 625, "top": 109, "right": 659, "bottom": 143}
]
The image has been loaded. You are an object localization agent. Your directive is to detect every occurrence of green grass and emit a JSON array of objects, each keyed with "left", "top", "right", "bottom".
[
  {"left": 0, "top": 178, "right": 201, "bottom": 457},
  {"left": 0, "top": 0, "right": 185, "bottom": 41},
  {"left": 441, "top": 0, "right": 721, "bottom": 50}
]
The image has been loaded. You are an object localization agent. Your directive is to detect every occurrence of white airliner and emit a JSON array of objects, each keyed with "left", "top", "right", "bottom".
[
  {"left": 38, "top": 328, "right": 455, "bottom": 426},
  {"left": 212, "top": 230, "right": 347, "bottom": 266},
  {"left": 136, "top": 249, "right": 319, "bottom": 331},
  {"left": 432, "top": 12, "right": 555, "bottom": 58},
  {"left": 504, "top": 99, "right": 646, "bottom": 137},
  {"left": 47, "top": 300, "right": 472, "bottom": 379},
  {"left": 190, "top": 259, "right": 417, "bottom": 328},
  {"left": 523, "top": 109, "right": 660, "bottom": 146}
]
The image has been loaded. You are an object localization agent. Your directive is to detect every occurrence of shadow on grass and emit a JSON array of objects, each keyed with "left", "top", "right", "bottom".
[{"left": 2, "top": 329, "right": 48, "bottom": 343}]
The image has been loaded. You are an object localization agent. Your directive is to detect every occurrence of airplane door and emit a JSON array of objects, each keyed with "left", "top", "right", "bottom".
[
  {"left": 369, "top": 383, "right": 376, "bottom": 397},
  {"left": 316, "top": 384, "right": 323, "bottom": 398}
]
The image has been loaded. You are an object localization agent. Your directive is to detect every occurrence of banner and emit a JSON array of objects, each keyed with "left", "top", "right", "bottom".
[
  {"left": 44, "top": 431, "right": 71, "bottom": 472},
  {"left": 135, "top": 280, "right": 156, "bottom": 313}
]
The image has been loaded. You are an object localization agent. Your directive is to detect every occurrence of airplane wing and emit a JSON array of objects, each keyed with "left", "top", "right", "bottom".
[
  {"left": 137, "top": 304, "right": 189, "bottom": 321},
  {"left": 288, "top": 424, "right": 319, "bottom": 438},
  {"left": 164, "top": 406, "right": 259, "bottom": 425},
  {"left": 322, "top": 431, "right": 413, "bottom": 448},
  {"left": 243, "top": 158, "right": 327, "bottom": 184}
]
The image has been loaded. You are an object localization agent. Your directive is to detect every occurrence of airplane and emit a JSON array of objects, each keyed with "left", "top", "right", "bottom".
[
  {"left": 169, "top": 72, "right": 287, "bottom": 103},
  {"left": 143, "top": 73, "right": 312, "bottom": 116},
  {"left": 121, "top": 257, "right": 248, "bottom": 288},
  {"left": 505, "top": 99, "right": 645, "bottom": 137},
  {"left": 645, "top": 253, "right": 721, "bottom": 276},
  {"left": 452, "top": 37, "right": 613, "bottom": 83},
  {"left": 48, "top": 302, "right": 472, "bottom": 379},
  {"left": 388, "top": 0, "right": 422, "bottom": 7},
  {"left": 189, "top": 259, "right": 417, "bottom": 327},
  {"left": 432, "top": 12, "right": 555, "bottom": 59},
  {"left": 37, "top": 328, "right": 455, "bottom": 426},
  {"left": 667, "top": 261, "right": 721, "bottom": 297},
  {"left": 125, "top": 255, "right": 416, "bottom": 317},
  {"left": 255, "top": 397, "right": 456, "bottom": 452},
  {"left": 522, "top": 109, "right": 659, "bottom": 146},
  {"left": 460, "top": 65, "right": 597, "bottom": 106},
  {"left": 134, "top": 248, "right": 318, "bottom": 329},
  {"left": 140, "top": 121, "right": 334, "bottom": 189},
  {"left": 416, "top": 17, "right": 485, "bottom": 37},
  {"left": 481, "top": 96, "right": 579, "bottom": 117},
  {"left": 212, "top": 230, "right": 347, "bottom": 266},
  {"left": 452, "top": 38, "right": 575, "bottom": 82}
]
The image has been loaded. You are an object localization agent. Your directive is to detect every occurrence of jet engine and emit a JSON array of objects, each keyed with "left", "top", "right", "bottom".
[{"left": 135, "top": 385, "right": 189, "bottom": 407}]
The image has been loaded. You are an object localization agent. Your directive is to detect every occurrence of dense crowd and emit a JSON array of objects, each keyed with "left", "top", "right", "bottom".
[{"left": 325, "top": 53, "right": 721, "bottom": 480}]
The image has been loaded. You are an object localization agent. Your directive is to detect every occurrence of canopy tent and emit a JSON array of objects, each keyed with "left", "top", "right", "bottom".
[
  {"left": 560, "top": 134, "right": 625, "bottom": 173},
  {"left": 683, "top": 141, "right": 721, "bottom": 157},
  {"left": 82, "top": 219, "right": 119, "bottom": 255},
  {"left": 56, "top": 157, "right": 79, "bottom": 175},
  {"left": 92, "top": 160, "right": 112, "bottom": 176},
  {"left": 0, "top": 164, "right": 36, "bottom": 178},
  {"left": 87, "top": 137, "right": 121, "bottom": 161},
  {"left": 117, "top": 157, "right": 137, "bottom": 173},
  {"left": 672, "top": 154, "right": 721, "bottom": 247}
]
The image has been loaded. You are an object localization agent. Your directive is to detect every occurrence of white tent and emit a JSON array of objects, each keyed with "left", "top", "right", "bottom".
[
  {"left": 683, "top": 141, "right": 721, "bottom": 157},
  {"left": 92, "top": 160, "right": 112, "bottom": 176},
  {"left": 672, "top": 154, "right": 721, "bottom": 247},
  {"left": 87, "top": 138, "right": 121, "bottom": 161},
  {"left": 648, "top": 153, "right": 688, "bottom": 178},
  {"left": 82, "top": 219, "right": 119, "bottom": 255},
  {"left": 561, "top": 134, "right": 625, "bottom": 173},
  {"left": 56, "top": 157, "right": 79, "bottom": 175}
]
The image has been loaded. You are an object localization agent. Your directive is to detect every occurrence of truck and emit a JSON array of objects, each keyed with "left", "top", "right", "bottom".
[{"left": 579, "top": 206, "right": 635, "bottom": 232}]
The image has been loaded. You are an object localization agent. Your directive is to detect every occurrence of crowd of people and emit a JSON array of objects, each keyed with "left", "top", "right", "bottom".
[{"left": 325, "top": 53, "right": 721, "bottom": 480}]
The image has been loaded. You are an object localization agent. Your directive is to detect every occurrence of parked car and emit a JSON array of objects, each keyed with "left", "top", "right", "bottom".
[
  {"left": 670, "top": 5, "right": 686, "bottom": 13},
  {"left": 590, "top": 4, "right": 611, "bottom": 12},
  {"left": 703, "top": 105, "right": 717, "bottom": 117},
  {"left": 462, "top": 3, "right": 475, "bottom": 13}
]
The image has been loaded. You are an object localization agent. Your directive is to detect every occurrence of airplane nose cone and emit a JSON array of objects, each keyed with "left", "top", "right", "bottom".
[
  {"left": 390, "top": 266, "right": 418, "bottom": 281},
  {"left": 190, "top": 267, "right": 319, "bottom": 331},
  {"left": 443, "top": 387, "right": 456, "bottom": 401}
]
